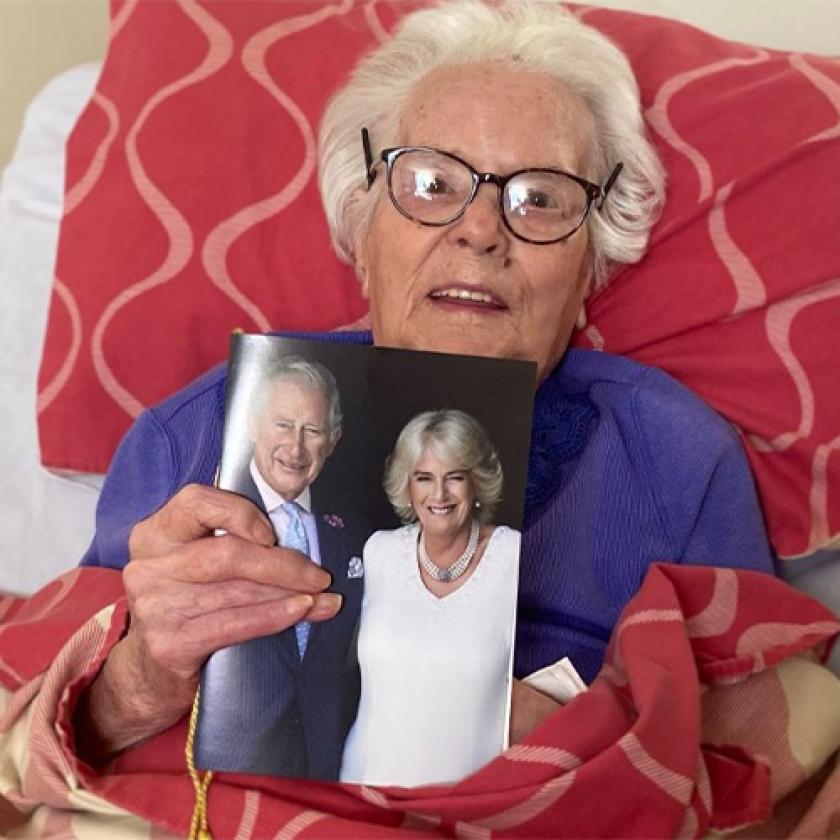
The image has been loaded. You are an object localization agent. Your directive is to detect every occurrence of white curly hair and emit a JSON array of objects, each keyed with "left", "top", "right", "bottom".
[{"left": 318, "top": 0, "right": 665, "bottom": 288}]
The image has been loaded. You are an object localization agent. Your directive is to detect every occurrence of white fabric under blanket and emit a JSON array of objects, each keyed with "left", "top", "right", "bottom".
[{"left": 0, "top": 65, "right": 103, "bottom": 595}]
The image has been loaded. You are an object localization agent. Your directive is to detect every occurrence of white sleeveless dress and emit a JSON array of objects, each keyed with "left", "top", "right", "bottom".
[{"left": 339, "top": 524, "right": 521, "bottom": 786}]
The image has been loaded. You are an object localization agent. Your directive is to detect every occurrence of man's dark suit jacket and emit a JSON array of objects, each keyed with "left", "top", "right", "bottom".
[{"left": 193, "top": 470, "right": 367, "bottom": 780}]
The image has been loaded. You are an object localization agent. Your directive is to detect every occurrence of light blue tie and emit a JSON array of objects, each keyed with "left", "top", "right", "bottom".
[{"left": 281, "top": 501, "right": 312, "bottom": 658}]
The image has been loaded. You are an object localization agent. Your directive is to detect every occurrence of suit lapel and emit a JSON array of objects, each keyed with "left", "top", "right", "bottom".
[{"left": 230, "top": 469, "right": 301, "bottom": 668}]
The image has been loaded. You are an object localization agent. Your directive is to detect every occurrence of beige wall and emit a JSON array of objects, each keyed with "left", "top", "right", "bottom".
[
  {"left": 0, "top": 0, "right": 108, "bottom": 173},
  {"left": 584, "top": 0, "right": 840, "bottom": 56}
]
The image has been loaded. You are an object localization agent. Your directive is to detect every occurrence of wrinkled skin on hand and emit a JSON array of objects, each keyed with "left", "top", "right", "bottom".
[
  {"left": 509, "top": 678, "right": 561, "bottom": 745},
  {"left": 74, "top": 484, "right": 341, "bottom": 762}
]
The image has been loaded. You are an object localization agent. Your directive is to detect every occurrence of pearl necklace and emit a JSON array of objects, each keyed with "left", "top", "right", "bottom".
[{"left": 418, "top": 519, "right": 480, "bottom": 583}]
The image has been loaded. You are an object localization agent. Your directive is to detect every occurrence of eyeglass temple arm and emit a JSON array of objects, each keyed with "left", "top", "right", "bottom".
[
  {"left": 598, "top": 162, "right": 623, "bottom": 209},
  {"left": 362, "top": 127, "right": 376, "bottom": 189}
]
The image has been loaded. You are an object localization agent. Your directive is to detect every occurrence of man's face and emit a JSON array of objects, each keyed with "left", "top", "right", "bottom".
[
  {"left": 357, "top": 62, "right": 595, "bottom": 383},
  {"left": 249, "top": 376, "right": 337, "bottom": 501}
]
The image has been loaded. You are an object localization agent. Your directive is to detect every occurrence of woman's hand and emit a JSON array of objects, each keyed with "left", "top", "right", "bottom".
[
  {"left": 508, "top": 678, "right": 561, "bottom": 744},
  {"left": 74, "top": 483, "right": 339, "bottom": 763}
]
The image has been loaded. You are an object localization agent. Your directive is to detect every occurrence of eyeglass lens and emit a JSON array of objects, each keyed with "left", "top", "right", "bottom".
[{"left": 389, "top": 149, "right": 590, "bottom": 242}]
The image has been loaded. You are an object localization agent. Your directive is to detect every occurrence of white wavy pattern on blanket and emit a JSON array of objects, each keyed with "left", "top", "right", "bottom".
[
  {"left": 63, "top": 93, "right": 120, "bottom": 216},
  {"left": 736, "top": 620, "right": 840, "bottom": 669},
  {"left": 90, "top": 0, "right": 232, "bottom": 419},
  {"left": 646, "top": 48, "right": 770, "bottom": 204},
  {"left": 37, "top": 92, "right": 120, "bottom": 415},
  {"left": 741, "top": 58, "right": 840, "bottom": 463},
  {"left": 686, "top": 568, "right": 738, "bottom": 638},
  {"left": 649, "top": 48, "right": 840, "bottom": 554},
  {"left": 232, "top": 789, "right": 261, "bottom": 840},
  {"left": 271, "top": 810, "right": 327, "bottom": 840},
  {"left": 790, "top": 53, "right": 840, "bottom": 143},
  {"left": 350, "top": 744, "right": 581, "bottom": 837},
  {"left": 36, "top": 279, "right": 83, "bottom": 416},
  {"left": 457, "top": 772, "right": 578, "bottom": 834},
  {"left": 747, "top": 278, "right": 840, "bottom": 458},
  {"left": 811, "top": 435, "right": 840, "bottom": 549},
  {"left": 201, "top": 2, "right": 354, "bottom": 333},
  {"left": 618, "top": 732, "right": 693, "bottom": 806},
  {"left": 110, "top": 0, "right": 139, "bottom": 42},
  {"left": 0, "top": 571, "right": 87, "bottom": 690},
  {"left": 708, "top": 181, "right": 767, "bottom": 316},
  {"left": 363, "top": 0, "right": 390, "bottom": 44}
]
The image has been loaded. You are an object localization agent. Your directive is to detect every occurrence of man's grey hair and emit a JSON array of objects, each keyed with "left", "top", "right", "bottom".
[
  {"left": 383, "top": 409, "right": 503, "bottom": 525},
  {"left": 319, "top": 0, "right": 665, "bottom": 289},
  {"left": 251, "top": 356, "right": 342, "bottom": 445}
]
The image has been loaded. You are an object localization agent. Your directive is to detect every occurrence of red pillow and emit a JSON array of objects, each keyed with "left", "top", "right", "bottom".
[{"left": 38, "top": 1, "right": 840, "bottom": 558}]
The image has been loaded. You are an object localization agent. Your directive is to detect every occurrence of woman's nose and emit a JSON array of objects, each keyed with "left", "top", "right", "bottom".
[{"left": 446, "top": 185, "right": 510, "bottom": 256}]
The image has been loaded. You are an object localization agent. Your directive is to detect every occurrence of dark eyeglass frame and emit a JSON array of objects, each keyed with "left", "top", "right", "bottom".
[{"left": 361, "top": 127, "right": 622, "bottom": 245}]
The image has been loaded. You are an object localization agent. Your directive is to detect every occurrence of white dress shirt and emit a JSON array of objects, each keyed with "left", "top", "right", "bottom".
[{"left": 249, "top": 460, "right": 322, "bottom": 567}]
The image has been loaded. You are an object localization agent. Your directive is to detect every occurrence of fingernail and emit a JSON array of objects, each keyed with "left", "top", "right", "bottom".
[
  {"left": 286, "top": 594, "right": 314, "bottom": 616},
  {"left": 307, "top": 566, "right": 332, "bottom": 589},
  {"left": 310, "top": 593, "right": 342, "bottom": 618}
]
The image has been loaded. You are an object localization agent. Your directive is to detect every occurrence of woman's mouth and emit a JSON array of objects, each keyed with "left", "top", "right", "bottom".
[
  {"left": 427, "top": 504, "right": 456, "bottom": 515},
  {"left": 428, "top": 286, "right": 506, "bottom": 309}
]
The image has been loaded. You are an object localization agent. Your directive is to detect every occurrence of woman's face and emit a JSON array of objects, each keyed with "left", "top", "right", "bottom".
[
  {"left": 409, "top": 448, "right": 475, "bottom": 542},
  {"left": 357, "top": 62, "right": 596, "bottom": 382}
]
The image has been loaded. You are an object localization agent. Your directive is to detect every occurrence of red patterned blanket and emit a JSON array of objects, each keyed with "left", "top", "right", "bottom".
[{"left": 1, "top": 564, "right": 838, "bottom": 838}]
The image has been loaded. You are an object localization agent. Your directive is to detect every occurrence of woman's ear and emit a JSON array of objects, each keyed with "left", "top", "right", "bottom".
[{"left": 356, "top": 248, "right": 370, "bottom": 300}]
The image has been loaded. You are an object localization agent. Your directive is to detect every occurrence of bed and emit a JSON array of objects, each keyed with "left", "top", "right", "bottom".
[{"left": 0, "top": 1, "right": 838, "bottom": 836}]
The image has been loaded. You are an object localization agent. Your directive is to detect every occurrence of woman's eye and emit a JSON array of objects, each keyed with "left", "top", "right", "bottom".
[
  {"left": 416, "top": 172, "right": 453, "bottom": 197},
  {"left": 524, "top": 190, "right": 558, "bottom": 209}
]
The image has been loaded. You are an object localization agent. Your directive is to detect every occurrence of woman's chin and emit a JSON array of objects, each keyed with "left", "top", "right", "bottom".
[{"left": 416, "top": 327, "right": 514, "bottom": 361}]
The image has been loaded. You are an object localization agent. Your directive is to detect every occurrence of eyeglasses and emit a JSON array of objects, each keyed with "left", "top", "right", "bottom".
[{"left": 362, "top": 128, "right": 622, "bottom": 246}]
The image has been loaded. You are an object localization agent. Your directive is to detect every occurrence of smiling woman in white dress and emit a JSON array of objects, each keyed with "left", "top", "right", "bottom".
[{"left": 339, "top": 409, "right": 521, "bottom": 786}]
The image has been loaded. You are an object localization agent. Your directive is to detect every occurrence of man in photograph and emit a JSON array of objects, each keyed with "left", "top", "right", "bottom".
[{"left": 195, "top": 356, "right": 367, "bottom": 781}]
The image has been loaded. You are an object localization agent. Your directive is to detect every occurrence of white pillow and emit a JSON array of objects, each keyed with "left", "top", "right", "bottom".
[{"left": 0, "top": 64, "right": 103, "bottom": 595}]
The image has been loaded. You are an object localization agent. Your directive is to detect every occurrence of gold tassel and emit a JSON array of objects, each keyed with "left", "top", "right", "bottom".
[{"left": 186, "top": 684, "right": 214, "bottom": 840}]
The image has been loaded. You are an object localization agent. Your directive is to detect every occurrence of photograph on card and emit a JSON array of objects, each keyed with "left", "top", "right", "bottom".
[{"left": 193, "top": 333, "right": 535, "bottom": 786}]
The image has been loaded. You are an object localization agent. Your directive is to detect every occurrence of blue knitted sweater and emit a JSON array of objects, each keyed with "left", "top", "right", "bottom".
[{"left": 81, "top": 332, "right": 774, "bottom": 682}]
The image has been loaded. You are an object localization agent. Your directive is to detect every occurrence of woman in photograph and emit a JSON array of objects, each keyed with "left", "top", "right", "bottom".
[{"left": 339, "top": 409, "right": 520, "bottom": 786}]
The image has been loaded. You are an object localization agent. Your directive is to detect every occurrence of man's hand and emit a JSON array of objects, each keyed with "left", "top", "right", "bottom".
[
  {"left": 75, "top": 484, "right": 339, "bottom": 762},
  {"left": 508, "top": 678, "right": 561, "bottom": 745}
]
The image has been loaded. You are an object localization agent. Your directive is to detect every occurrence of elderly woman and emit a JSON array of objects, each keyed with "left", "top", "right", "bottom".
[
  {"left": 340, "top": 410, "right": 520, "bottom": 786},
  {"left": 74, "top": 0, "right": 772, "bottom": 763}
]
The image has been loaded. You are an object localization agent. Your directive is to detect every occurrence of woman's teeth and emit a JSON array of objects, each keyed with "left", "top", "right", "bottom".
[
  {"left": 429, "top": 505, "right": 455, "bottom": 515},
  {"left": 431, "top": 288, "right": 494, "bottom": 304}
]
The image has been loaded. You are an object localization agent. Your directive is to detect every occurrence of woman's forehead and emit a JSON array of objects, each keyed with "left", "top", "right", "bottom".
[{"left": 398, "top": 62, "right": 594, "bottom": 173}]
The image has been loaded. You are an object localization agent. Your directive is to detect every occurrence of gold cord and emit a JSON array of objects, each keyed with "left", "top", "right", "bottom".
[{"left": 186, "top": 684, "right": 214, "bottom": 840}]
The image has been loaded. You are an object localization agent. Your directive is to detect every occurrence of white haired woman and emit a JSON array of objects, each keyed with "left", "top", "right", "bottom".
[
  {"left": 340, "top": 410, "right": 520, "bottom": 786},
  {"left": 73, "top": 0, "right": 772, "bottom": 765}
]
